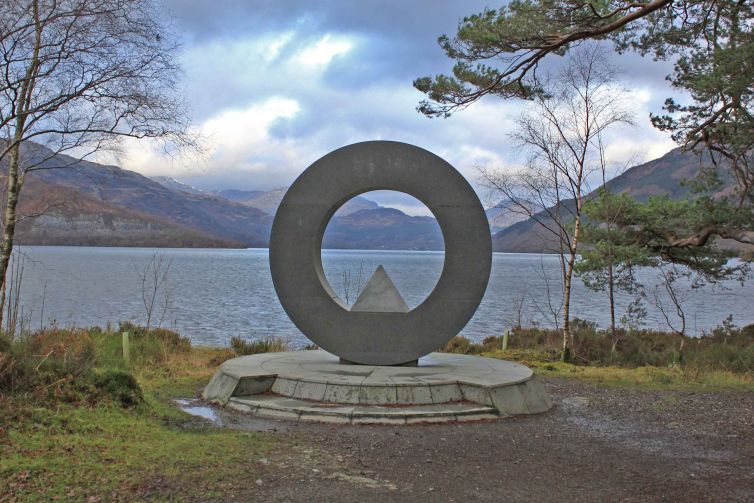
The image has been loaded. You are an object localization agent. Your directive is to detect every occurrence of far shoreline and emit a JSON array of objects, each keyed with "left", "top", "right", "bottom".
[{"left": 14, "top": 244, "right": 561, "bottom": 256}]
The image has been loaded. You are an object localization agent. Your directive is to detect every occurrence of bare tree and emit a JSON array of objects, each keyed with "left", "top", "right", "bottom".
[
  {"left": 504, "top": 290, "right": 527, "bottom": 331},
  {"left": 133, "top": 252, "right": 173, "bottom": 331},
  {"left": 652, "top": 263, "right": 689, "bottom": 364},
  {"left": 340, "top": 261, "right": 365, "bottom": 305},
  {"left": 3, "top": 248, "right": 26, "bottom": 337},
  {"left": 528, "top": 257, "right": 563, "bottom": 331},
  {"left": 0, "top": 0, "right": 194, "bottom": 325},
  {"left": 480, "top": 45, "right": 633, "bottom": 361}
]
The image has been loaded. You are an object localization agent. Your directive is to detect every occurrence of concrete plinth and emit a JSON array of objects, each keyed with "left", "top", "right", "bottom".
[{"left": 203, "top": 350, "right": 552, "bottom": 424}]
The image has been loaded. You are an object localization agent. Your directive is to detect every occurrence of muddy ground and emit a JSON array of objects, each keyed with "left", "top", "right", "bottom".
[{"left": 174, "top": 378, "right": 753, "bottom": 502}]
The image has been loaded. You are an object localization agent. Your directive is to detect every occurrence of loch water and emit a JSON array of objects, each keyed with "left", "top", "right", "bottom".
[{"left": 12, "top": 246, "right": 754, "bottom": 347}]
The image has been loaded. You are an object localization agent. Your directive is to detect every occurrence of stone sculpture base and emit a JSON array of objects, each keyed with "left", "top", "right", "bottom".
[{"left": 203, "top": 350, "right": 552, "bottom": 425}]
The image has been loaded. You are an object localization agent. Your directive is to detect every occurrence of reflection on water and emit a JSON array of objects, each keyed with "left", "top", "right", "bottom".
[{"left": 13, "top": 246, "right": 754, "bottom": 347}]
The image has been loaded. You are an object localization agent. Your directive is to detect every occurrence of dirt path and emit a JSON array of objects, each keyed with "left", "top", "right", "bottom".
[{"left": 187, "top": 378, "right": 754, "bottom": 502}]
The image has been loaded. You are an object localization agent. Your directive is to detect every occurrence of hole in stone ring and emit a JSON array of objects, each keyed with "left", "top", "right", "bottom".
[{"left": 320, "top": 190, "right": 446, "bottom": 311}]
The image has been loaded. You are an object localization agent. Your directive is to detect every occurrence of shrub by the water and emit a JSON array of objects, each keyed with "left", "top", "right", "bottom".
[
  {"left": 440, "top": 319, "right": 754, "bottom": 374},
  {"left": 230, "top": 335, "right": 289, "bottom": 356},
  {"left": 0, "top": 328, "right": 98, "bottom": 402},
  {"left": 117, "top": 322, "right": 191, "bottom": 355},
  {"left": 0, "top": 324, "right": 192, "bottom": 407},
  {"left": 0, "top": 332, "right": 10, "bottom": 352},
  {"left": 85, "top": 323, "right": 192, "bottom": 369},
  {"left": 441, "top": 336, "right": 483, "bottom": 354},
  {"left": 92, "top": 369, "right": 143, "bottom": 407},
  {"left": 207, "top": 348, "right": 237, "bottom": 367}
]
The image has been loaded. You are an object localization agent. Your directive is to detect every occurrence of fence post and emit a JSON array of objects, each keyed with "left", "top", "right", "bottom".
[
  {"left": 122, "top": 331, "right": 130, "bottom": 365},
  {"left": 502, "top": 329, "right": 510, "bottom": 351}
]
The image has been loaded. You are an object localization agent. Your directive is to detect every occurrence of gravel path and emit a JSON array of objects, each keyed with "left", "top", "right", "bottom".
[{"left": 192, "top": 378, "right": 754, "bottom": 502}]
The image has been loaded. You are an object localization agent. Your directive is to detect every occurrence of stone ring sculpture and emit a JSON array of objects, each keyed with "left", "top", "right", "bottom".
[{"left": 269, "top": 140, "right": 492, "bottom": 365}]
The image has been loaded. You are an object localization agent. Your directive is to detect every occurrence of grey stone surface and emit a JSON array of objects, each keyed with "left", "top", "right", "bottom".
[
  {"left": 323, "top": 383, "right": 361, "bottom": 404},
  {"left": 228, "top": 394, "right": 498, "bottom": 424},
  {"left": 459, "top": 383, "right": 494, "bottom": 407},
  {"left": 204, "top": 350, "right": 553, "bottom": 423},
  {"left": 292, "top": 379, "right": 328, "bottom": 401},
  {"left": 235, "top": 376, "right": 275, "bottom": 397},
  {"left": 518, "top": 377, "right": 553, "bottom": 413},
  {"left": 270, "top": 377, "right": 298, "bottom": 397},
  {"left": 269, "top": 141, "right": 492, "bottom": 365},
  {"left": 359, "top": 385, "right": 398, "bottom": 405},
  {"left": 202, "top": 371, "right": 241, "bottom": 405},
  {"left": 489, "top": 385, "right": 529, "bottom": 417},
  {"left": 350, "top": 265, "right": 409, "bottom": 313},
  {"left": 395, "top": 385, "right": 433, "bottom": 405},
  {"left": 428, "top": 383, "right": 463, "bottom": 404}
]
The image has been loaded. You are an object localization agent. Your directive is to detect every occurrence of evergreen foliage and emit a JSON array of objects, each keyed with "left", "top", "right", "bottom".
[{"left": 416, "top": 0, "right": 754, "bottom": 251}]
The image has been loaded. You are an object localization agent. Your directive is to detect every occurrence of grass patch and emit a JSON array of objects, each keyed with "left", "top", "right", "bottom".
[
  {"left": 0, "top": 402, "right": 274, "bottom": 500},
  {"left": 484, "top": 348, "right": 753, "bottom": 391},
  {"left": 229, "top": 335, "right": 289, "bottom": 356},
  {"left": 0, "top": 327, "right": 278, "bottom": 501},
  {"left": 440, "top": 320, "right": 754, "bottom": 389}
]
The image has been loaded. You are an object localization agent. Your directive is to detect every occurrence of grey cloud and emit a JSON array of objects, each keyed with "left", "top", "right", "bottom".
[{"left": 149, "top": 1, "right": 681, "bottom": 193}]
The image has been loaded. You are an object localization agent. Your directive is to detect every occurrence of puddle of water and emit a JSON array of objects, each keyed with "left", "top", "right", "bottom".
[
  {"left": 183, "top": 405, "right": 218, "bottom": 421},
  {"left": 175, "top": 398, "right": 220, "bottom": 423},
  {"left": 173, "top": 398, "right": 296, "bottom": 432}
]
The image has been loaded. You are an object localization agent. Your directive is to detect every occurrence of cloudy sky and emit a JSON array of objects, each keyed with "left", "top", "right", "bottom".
[{"left": 118, "top": 0, "right": 678, "bottom": 215}]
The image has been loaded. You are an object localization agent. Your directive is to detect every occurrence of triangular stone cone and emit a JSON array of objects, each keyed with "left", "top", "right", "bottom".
[{"left": 350, "top": 265, "right": 410, "bottom": 313}]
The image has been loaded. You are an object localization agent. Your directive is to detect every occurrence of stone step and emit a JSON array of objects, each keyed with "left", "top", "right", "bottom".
[{"left": 227, "top": 395, "right": 499, "bottom": 425}]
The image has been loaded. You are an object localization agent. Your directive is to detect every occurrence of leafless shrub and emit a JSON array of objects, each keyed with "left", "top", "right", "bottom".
[
  {"left": 340, "top": 261, "right": 365, "bottom": 305},
  {"left": 133, "top": 252, "right": 173, "bottom": 331}
]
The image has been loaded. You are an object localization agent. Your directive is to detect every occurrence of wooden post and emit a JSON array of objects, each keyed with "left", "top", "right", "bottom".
[
  {"left": 502, "top": 330, "right": 509, "bottom": 351},
  {"left": 122, "top": 331, "right": 130, "bottom": 365}
]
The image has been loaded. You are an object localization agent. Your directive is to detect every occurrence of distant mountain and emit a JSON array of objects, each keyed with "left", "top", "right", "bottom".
[
  {"left": 13, "top": 176, "right": 240, "bottom": 247},
  {"left": 6, "top": 142, "right": 440, "bottom": 250},
  {"left": 7, "top": 142, "right": 272, "bottom": 247},
  {"left": 150, "top": 176, "right": 206, "bottom": 195},
  {"left": 485, "top": 200, "right": 539, "bottom": 233},
  {"left": 215, "top": 187, "right": 285, "bottom": 213},
  {"left": 491, "top": 148, "right": 739, "bottom": 253},
  {"left": 12, "top": 143, "right": 723, "bottom": 252},
  {"left": 333, "top": 196, "right": 382, "bottom": 217},
  {"left": 213, "top": 188, "right": 266, "bottom": 204},
  {"left": 212, "top": 186, "right": 381, "bottom": 217},
  {"left": 603, "top": 147, "right": 733, "bottom": 200},
  {"left": 323, "top": 208, "right": 444, "bottom": 251}
]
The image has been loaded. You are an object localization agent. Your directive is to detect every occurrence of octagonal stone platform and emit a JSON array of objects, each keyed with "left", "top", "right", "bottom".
[{"left": 203, "top": 350, "right": 552, "bottom": 424}]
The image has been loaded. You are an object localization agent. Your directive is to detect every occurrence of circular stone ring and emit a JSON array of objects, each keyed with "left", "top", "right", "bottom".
[{"left": 269, "top": 141, "right": 492, "bottom": 365}]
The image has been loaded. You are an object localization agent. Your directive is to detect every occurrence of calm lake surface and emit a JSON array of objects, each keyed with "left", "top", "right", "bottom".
[{"left": 11, "top": 246, "right": 754, "bottom": 347}]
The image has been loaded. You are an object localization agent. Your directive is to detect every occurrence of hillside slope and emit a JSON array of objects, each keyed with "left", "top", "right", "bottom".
[
  {"left": 323, "top": 208, "right": 444, "bottom": 250},
  {"left": 492, "top": 148, "right": 736, "bottom": 253},
  {"left": 9, "top": 143, "right": 272, "bottom": 247},
  {"left": 13, "top": 177, "right": 241, "bottom": 247}
]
